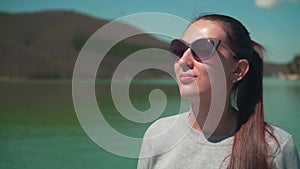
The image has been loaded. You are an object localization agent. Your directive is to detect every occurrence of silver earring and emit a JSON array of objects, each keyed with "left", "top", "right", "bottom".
[{"left": 231, "top": 74, "right": 238, "bottom": 83}]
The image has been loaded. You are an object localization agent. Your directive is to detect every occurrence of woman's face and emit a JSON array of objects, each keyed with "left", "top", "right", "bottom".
[{"left": 174, "top": 19, "right": 237, "bottom": 99}]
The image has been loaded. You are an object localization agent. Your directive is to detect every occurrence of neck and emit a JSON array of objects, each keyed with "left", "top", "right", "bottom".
[{"left": 188, "top": 94, "right": 238, "bottom": 137}]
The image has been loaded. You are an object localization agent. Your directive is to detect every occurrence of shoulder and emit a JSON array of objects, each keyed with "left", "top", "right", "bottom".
[
  {"left": 267, "top": 124, "right": 300, "bottom": 168},
  {"left": 266, "top": 123, "right": 295, "bottom": 152},
  {"left": 144, "top": 112, "right": 189, "bottom": 137},
  {"left": 141, "top": 112, "right": 190, "bottom": 155},
  {"left": 267, "top": 124, "right": 292, "bottom": 145}
]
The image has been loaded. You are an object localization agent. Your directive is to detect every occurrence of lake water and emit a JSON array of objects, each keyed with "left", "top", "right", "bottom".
[{"left": 1, "top": 78, "right": 299, "bottom": 169}]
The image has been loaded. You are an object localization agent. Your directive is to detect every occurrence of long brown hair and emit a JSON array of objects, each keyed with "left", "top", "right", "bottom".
[{"left": 193, "top": 14, "right": 278, "bottom": 169}]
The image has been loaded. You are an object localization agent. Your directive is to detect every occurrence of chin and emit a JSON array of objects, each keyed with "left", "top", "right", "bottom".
[
  {"left": 178, "top": 85, "right": 200, "bottom": 99},
  {"left": 178, "top": 83, "right": 211, "bottom": 100}
]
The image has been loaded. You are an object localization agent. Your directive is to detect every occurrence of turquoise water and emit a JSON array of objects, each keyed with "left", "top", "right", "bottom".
[
  {"left": 264, "top": 78, "right": 300, "bottom": 148},
  {"left": 0, "top": 78, "right": 299, "bottom": 169}
]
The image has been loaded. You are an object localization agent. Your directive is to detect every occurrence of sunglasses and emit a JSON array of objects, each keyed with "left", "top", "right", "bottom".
[{"left": 169, "top": 38, "right": 231, "bottom": 62}]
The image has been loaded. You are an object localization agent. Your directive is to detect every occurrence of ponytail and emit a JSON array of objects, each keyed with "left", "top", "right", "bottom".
[
  {"left": 236, "top": 41, "right": 263, "bottom": 127},
  {"left": 228, "top": 42, "right": 269, "bottom": 169}
]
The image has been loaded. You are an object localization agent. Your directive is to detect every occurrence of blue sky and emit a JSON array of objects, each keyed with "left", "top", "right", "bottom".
[{"left": 0, "top": 0, "right": 299, "bottom": 63}]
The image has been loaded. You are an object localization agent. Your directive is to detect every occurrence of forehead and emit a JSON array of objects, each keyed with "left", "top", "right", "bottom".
[{"left": 183, "top": 20, "right": 227, "bottom": 43}]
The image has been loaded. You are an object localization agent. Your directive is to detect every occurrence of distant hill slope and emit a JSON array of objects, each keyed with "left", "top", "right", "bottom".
[
  {"left": 0, "top": 10, "right": 294, "bottom": 79},
  {"left": 0, "top": 10, "right": 169, "bottom": 79},
  {"left": 0, "top": 11, "right": 103, "bottom": 78},
  {"left": 263, "top": 62, "right": 287, "bottom": 76}
]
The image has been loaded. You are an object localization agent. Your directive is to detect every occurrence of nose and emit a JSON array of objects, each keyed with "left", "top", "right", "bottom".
[{"left": 178, "top": 48, "right": 194, "bottom": 71}]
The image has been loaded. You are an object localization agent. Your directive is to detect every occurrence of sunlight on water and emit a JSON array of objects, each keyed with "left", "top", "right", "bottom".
[{"left": 0, "top": 78, "right": 299, "bottom": 169}]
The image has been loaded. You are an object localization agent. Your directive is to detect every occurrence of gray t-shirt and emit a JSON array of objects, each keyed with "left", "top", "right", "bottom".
[{"left": 137, "top": 112, "right": 300, "bottom": 169}]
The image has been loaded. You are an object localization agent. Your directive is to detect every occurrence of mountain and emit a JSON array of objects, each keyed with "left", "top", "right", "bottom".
[
  {"left": 0, "top": 10, "right": 296, "bottom": 79},
  {"left": 263, "top": 62, "right": 287, "bottom": 76},
  {"left": 0, "top": 10, "right": 169, "bottom": 79}
]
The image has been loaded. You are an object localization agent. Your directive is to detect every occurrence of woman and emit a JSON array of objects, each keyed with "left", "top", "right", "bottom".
[{"left": 137, "top": 14, "right": 300, "bottom": 169}]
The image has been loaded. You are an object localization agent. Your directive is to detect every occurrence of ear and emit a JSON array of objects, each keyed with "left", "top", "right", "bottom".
[{"left": 231, "top": 59, "right": 249, "bottom": 82}]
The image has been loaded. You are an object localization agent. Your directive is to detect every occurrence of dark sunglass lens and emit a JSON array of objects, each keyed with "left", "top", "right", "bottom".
[
  {"left": 170, "top": 40, "right": 188, "bottom": 58},
  {"left": 192, "top": 39, "right": 216, "bottom": 61}
]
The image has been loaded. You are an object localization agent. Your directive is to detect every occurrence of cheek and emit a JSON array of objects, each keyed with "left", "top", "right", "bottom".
[
  {"left": 196, "top": 65, "right": 211, "bottom": 86},
  {"left": 205, "top": 53, "right": 233, "bottom": 78},
  {"left": 173, "top": 62, "right": 181, "bottom": 78},
  {"left": 220, "top": 58, "right": 236, "bottom": 80}
]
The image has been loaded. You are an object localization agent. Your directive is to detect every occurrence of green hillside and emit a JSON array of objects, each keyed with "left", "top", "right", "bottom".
[
  {"left": 0, "top": 10, "right": 169, "bottom": 79},
  {"left": 0, "top": 10, "right": 297, "bottom": 80}
]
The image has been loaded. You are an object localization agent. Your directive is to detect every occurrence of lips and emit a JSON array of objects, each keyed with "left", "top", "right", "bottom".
[{"left": 179, "top": 74, "right": 197, "bottom": 84}]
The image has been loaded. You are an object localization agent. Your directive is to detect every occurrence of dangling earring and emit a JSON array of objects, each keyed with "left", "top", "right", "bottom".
[{"left": 231, "top": 73, "right": 238, "bottom": 83}]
